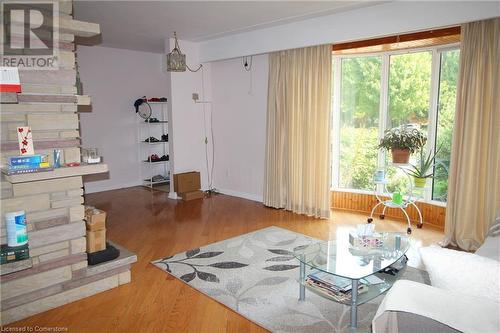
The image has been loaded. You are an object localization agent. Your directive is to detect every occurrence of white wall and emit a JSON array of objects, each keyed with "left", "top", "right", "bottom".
[
  {"left": 210, "top": 54, "right": 269, "bottom": 201},
  {"left": 78, "top": 46, "right": 168, "bottom": 193},
  {"left": 160, "top": 40, "right": 268, "bottom": 200},
  {"left": 164, "top": 38, "right": 210, "bottom": 190},
  {"left": 199, "top": 1, "right": 500, "bottom": 61}
]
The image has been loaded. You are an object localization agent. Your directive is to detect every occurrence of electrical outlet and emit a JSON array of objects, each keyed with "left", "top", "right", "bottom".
[{"left": 192, "top": 93, "right": 199, "bottom": 101}]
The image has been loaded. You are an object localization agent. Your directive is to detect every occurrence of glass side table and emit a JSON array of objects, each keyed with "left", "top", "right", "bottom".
[{"left": 293, "top": 232, "right": 410, "bottom": 329}]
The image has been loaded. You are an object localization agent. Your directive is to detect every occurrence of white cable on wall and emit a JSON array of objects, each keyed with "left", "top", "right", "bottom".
[
  {"left": 243, "top": 56, "right": 253, "bottom": 95},
  {"left": 200, "top": 66, "right": 215, "bottom": 192},
  {"left": 196, "top": 55, "right": 255, "bottom": 193}
]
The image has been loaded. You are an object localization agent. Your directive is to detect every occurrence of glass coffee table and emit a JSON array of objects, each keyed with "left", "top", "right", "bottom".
[{"left": 293, "top": 232, "right": 410, "bottom": 329}]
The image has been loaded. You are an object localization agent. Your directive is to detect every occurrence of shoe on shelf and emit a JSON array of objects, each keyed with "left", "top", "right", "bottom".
[
  {"left": 161, "top": 134, "right": 168, "bottom": 142},
  {"left": 145, "top": 136, "right": 159, "bottom": 142},
  {"left": 160, "top": 155, "right": 169, "bottom": 161},
  {"left": 159, "top": 97, "right": 168, "bottom": 102},
  {"left": 146, "top": 117, "right": 160, "bottom": 123},
  {"left": 147, "top": 154, "right": 160, "bottom": 162},
  {"left": 151, "top": 174, "right": 166, "bottom": 182}
]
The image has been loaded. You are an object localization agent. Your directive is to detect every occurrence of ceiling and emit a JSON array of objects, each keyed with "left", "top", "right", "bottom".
[{"left": 74, "top": 1, "right": 381, "bottom": 53}]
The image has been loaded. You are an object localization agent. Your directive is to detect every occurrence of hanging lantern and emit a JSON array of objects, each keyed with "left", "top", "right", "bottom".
[{"left": 167, "top": 32, "right": 186, "bottom": 72}]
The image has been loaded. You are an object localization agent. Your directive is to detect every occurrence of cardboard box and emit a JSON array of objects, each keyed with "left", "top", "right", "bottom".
[
  {"left": 86, "top": 229, "right": 106, "bottom": 253},
  {"left": 85, "top": 207, "right": 106, "bottom": 231},
  {"left": 180, "top": 190, "right": 204, "bottom": 201},
  {"left": 174, "top": 171, "right": 201, "bottom": 194}
]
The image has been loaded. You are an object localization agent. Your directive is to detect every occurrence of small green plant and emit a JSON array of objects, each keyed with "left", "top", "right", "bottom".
[
  {"left": 378, "top": 126, "right": 427, "bottom": 153},
  {"left": 407, "top": 145, "right": 442, "bottom": 178}
]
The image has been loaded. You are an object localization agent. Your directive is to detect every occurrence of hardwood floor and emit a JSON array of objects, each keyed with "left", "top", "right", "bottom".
[{"left": 6, "top": 187, "right": 444, "bottom": 332}]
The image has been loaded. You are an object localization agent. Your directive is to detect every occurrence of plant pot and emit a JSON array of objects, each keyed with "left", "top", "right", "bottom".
[
  {"left": 391, "top": 149, "right": 410, "bottom": 164},
  {"left": 414, "top": 177, "right": 426, "bottom": 188}
]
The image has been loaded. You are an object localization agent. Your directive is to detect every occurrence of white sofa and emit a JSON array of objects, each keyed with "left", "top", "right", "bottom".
[{"left": 372, "top": 220, "right": 500, "bottom": 333}]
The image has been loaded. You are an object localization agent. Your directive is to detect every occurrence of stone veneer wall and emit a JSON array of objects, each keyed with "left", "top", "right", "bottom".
[{"left": 0, "top": 1, "right": 134, "bottom": 324}]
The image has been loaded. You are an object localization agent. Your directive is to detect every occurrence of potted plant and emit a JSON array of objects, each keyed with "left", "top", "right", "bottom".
[
  {"left": 378, "top": 126, "right": 426, "bottom": 164},
  {"left": 407, "top": 145, "right": 442, "bottom": 188}
]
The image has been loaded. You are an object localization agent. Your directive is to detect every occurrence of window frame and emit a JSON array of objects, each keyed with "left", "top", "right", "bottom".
[{"left": 331, "top": 43, "right": 460, "bottom": 207}]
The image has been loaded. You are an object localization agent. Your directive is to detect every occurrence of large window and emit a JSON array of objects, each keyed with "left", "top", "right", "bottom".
[
  {"left": 338, "top": 57, "right": 381, "bottom": 190},
  {"left": 332, "top": 46, "right": 460, "bottom": 204},
  {"left": 433, "top": 49, "right": 459, "bottom": 201},
  {"left": 388, "top": 52, "right": 432, "bottom": 131}
]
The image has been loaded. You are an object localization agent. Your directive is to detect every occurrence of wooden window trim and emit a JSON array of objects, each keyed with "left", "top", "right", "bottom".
[{"left": 332, "top": 26, "right": 460, "bottom": 54}]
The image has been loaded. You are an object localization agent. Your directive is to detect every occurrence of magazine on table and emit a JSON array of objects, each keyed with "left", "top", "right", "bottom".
[
  {"left": 305, "top": 269, "right": 386, "bottom": 302},
  {"left": 305, "top": 275, "right": 368, "bottom": 302},
  {"left": 307, "top": 270, "right": 352, "bottom": 292}
]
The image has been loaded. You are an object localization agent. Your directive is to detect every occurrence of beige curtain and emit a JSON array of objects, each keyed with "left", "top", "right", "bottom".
[
  {"left": 264, "top": 45, "right": 332, "bottom": 218},
  {"left": 442, "top": 18, "right": 500, "bottom": 251}
]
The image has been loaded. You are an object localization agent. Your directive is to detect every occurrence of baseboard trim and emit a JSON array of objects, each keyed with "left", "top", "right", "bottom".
[
  {"left": 84, "top": 183, "right": 263, "bottom": 203},
  {"left": 83, "top": 181, "right": 142, "bottom": 194},
  {"left": 216, "top": 188, "right": 263, "bottom": 203}
]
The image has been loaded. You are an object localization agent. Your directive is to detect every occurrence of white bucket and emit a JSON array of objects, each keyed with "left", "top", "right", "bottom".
[{"left": 5, "top": 211, "right": 28, "bottom": 247}]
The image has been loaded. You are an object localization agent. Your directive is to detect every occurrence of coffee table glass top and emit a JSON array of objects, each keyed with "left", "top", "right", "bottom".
[{"left": 293, "top": 232, "right": 410, "bottom": 280}]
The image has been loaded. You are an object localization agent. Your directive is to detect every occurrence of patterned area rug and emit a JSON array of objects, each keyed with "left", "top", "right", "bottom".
[{"left": 152, "top": 226, "right": 429, "bottom": 333}]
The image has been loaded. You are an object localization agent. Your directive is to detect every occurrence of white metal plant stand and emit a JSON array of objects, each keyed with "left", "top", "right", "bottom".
[{"left": 367, "top": 165, "right": 423, "bottom": 234}]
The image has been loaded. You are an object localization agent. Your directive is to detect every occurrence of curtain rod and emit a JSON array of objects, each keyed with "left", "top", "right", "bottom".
[{"left": 332, "top": 26, "right": 461, "bottom": 52}]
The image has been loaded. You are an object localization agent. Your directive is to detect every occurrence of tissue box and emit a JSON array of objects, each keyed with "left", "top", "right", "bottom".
[{"left": 349, "top": 232, "right": 384, "bottom": 249}]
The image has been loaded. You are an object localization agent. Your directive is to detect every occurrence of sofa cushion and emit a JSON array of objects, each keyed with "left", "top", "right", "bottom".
[
  {"left": 373, "top": 280, "right": 500, "bottom": 333},
  {"left": 487, "top": 214, "right": 500, "bottom": 237},
  {"left": 476, "top": 214, "right": 500, "bottom": 261},
  {"left": 475, "top": 236, "right": 500, "bottom": 261},
  {"left": 419, "top": 245, "right": 500, "bottom": 303}
]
